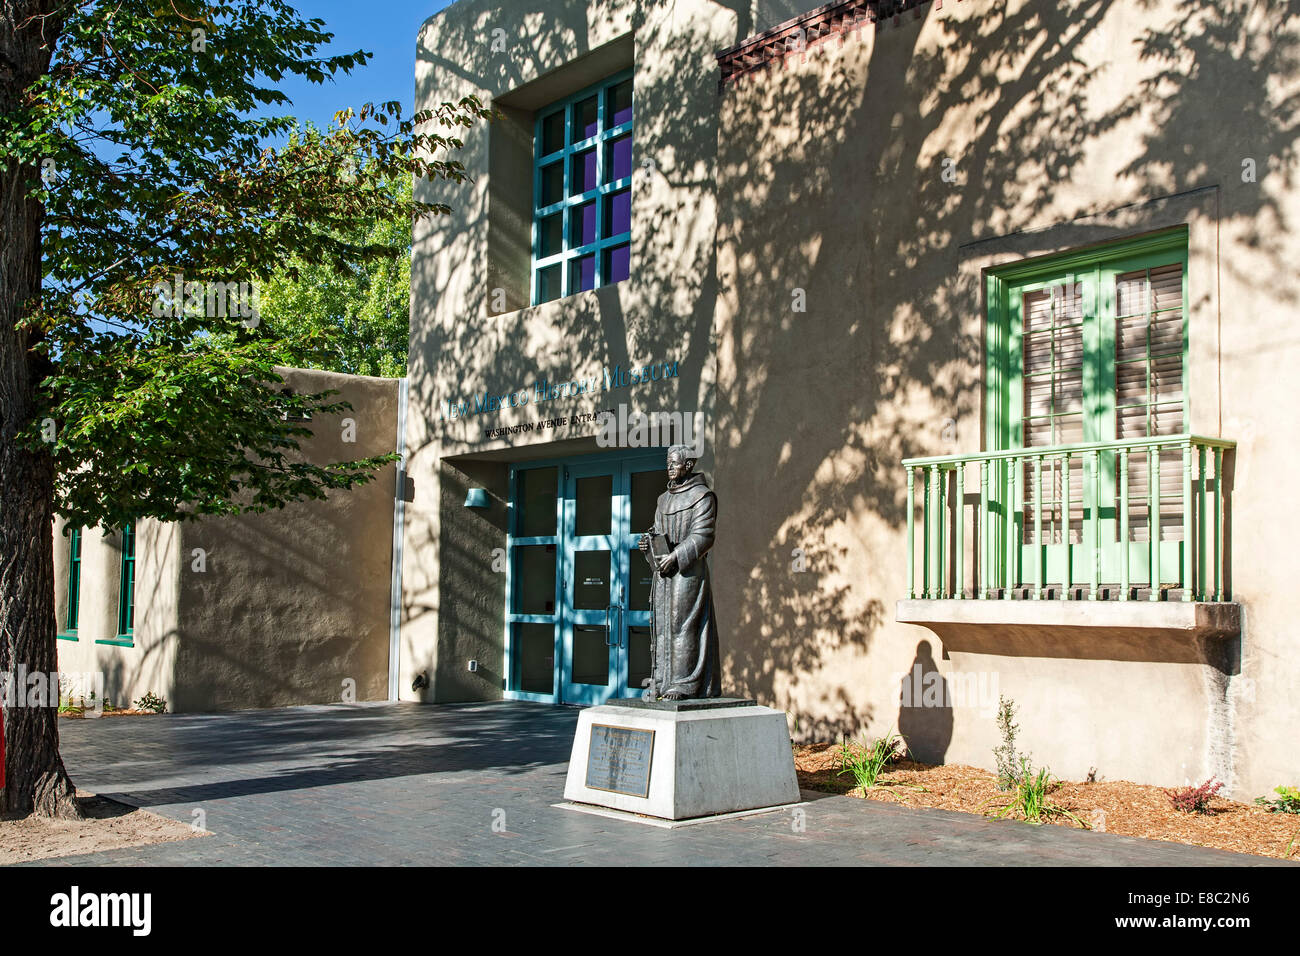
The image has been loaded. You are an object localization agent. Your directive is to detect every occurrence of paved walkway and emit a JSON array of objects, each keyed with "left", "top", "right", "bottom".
[{"left": 26, "top": 701, "right": 1290, "bottom": 866}]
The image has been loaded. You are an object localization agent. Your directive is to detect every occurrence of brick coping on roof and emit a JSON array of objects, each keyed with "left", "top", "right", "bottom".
[{"left": 716, "top": 0, "right": 948, "bottom": 90}]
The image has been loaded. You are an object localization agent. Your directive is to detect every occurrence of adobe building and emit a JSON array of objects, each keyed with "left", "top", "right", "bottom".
[
  {"left": 54, "top": 368, "right": 401, "bottom": 712},
  {"left": 52, "top": 0, "right": 1298, "bottom": 803},
  {"left": 397, "top": 0, "right": 1297, "bottom": 801}
]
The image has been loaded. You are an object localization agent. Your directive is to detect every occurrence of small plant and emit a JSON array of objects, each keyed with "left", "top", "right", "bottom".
[
  {"left": 838, "top": 730, "right": 907, "bottom": 791},
  {"left": 979, "top": 756, "right": 1089, "bottom": 828},
  {"left": 993, "top": 695, "right": 1023, "bottom": 791},
  {"left": 1165, "top": 778, "right": 1224, "bottom": 814},
  {"left": 135, "top": 691, "right": 168, "bottom": 714},
  {"left": 1255, "top": 785, "right": 1300, "bottom": 814}
]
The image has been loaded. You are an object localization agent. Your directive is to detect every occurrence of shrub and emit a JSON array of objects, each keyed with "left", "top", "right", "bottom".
[
  {"left": 1166, "top": 778, "right": 1224, "bottom": 814},
  {"left": 135, "top": 692, "right": 168, "bottom": 714},
  {"left": 980, "top": 757, "right": 1088, "bottom": 828},
  {"left": 837, "top": 730, "right": 907, "bottom": 791},
  {"left": 993, "top": 695, "right": 1023, "bottom": 791},
  {"left": 1255, "top": 786, "right": 1300, "bottom": 814}
]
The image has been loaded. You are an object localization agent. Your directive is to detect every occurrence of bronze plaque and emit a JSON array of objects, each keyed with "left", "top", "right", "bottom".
[{"left": 585, "top": 724, "right": 655, "bottom": 797}]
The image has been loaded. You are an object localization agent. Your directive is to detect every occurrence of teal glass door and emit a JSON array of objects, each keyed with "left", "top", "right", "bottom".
[
  {"left": 562, "top": 459, "right": 620, "bottom": 704},
  {"left": 621, "top": 459, "right": 663, "bottom": 699},
  {"left": 508, "top": 452, "right": 663, "bottom": 705}
]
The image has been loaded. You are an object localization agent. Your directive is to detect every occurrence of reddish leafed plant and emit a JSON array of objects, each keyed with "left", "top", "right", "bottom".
[{"left": 1165, "top": 778, "right": 1225, "bottom": 814}]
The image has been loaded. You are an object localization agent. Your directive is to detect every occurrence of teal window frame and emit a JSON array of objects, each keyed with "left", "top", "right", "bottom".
[
  {"left": 58, "top": 527, "right": 82, "bottom": 641},
  {"left": 103, "top": 523, "right": 136, "bottom": 646},
  {"left": 531, "top": 69, "right": 634, "bottom": 305}
]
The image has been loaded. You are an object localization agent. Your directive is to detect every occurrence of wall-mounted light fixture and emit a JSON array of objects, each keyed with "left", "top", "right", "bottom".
[{"left": 463, "top": 488, "right": 490, "bottom": 509}]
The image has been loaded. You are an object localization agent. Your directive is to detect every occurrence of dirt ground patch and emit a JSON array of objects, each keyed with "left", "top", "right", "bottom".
[
  {"left": 796, "top": 743, "right": 1300, "bottom": 861},
  {"left": 0, "top": 792, "right": 205, "bottom": 865}
]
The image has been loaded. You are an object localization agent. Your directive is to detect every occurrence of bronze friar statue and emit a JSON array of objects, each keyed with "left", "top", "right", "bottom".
[{"left": 637, "top": 444, "right": 722, "bottom": 700}]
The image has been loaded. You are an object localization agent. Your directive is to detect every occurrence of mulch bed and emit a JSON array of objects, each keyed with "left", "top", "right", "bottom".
[
  {"left": 795, "top": 743, "right": 1300, "bottom": 861},
  {"left": 59, "top": 708, "right": 161, "bottom": 719}
]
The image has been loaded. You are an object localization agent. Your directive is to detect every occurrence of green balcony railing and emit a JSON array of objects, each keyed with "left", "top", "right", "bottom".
[{"left": 903, "top": 435, "right": 1235, "bottom": 602}]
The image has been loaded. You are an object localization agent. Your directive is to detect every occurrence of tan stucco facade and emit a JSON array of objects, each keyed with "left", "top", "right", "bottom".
[
  {"left": 404, "top": 0, "right": 1299, "bottom": 800},
  {"left": 55, "top": 367, "right": 400, "bottom": 713}
]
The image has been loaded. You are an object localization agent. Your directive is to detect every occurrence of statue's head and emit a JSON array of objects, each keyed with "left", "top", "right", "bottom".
[{"left": 666, "top": 444, "right": 697, "bottom": 484}]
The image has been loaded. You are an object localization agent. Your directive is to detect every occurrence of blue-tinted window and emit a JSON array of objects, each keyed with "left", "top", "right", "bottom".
[{"left": 531, "top": 70, "right": 633, "bottom": 304}]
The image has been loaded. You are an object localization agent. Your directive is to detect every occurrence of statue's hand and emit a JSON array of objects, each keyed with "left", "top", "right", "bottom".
[
  {"left": 638, "top": 533, "right": 650, "bottom": 552},
  {"left": 657, "top": 553, "right": 678, "bottom": 576}
]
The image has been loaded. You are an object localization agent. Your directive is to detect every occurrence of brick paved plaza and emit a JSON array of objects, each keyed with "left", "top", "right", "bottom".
[{"left": 24, "top": 702, "right": 1293, "bottom": 867}]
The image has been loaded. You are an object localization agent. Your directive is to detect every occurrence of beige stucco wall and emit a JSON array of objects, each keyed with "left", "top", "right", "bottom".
[
  {"left": 403, "top": 0, "right": 742, "bottom": 700},
  {"left": 408, "top": 0, "right": 1296, "bottom": 799},
  {"left": 170, "top": 368, "right": 399, "bottom": 711},
  {"left": 53, "top": 517, "right": 180, "bottom": 711},
  {"left": 54, "top": 367, "right": 399, "bottom": 712},
  {"left": 712, "top": 0, "right": 1298, "bottom": 798}
]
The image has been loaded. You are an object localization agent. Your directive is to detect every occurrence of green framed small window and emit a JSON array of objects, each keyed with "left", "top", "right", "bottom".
[
  {"left": 117, "top": 523, "right": 136, "bottom": 639},
  {"left": 531, "top": 70, "right": 633, "bottom": 305},
  {"left": 59, "top": 527, "right": 82, "bottom": 640}
]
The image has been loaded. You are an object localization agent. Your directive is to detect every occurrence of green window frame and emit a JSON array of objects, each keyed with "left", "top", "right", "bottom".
[
  {"left": 58, "top": 527, "right": 82, "bottom": 640},
  {"left": 986, "top": 228, "right": 1190, "bottom": 451},
  {"left": 985, "top": 228, "right": 1191, "bottom": 585},
  {"left": 531, "top": 70, "right": 634, "bottom": 305},
  {"left": 115, "top": 523, "right": 136, "bottom": 641}
]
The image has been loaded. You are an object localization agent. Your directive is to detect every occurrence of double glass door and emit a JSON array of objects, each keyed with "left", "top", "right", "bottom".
[{"left": 507, "top": 453, "right": 664, "bottom": 704}]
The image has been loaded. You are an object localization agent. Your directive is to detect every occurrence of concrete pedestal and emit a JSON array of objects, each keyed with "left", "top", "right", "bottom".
[{"left": 562, "top": 699, "right": 800, "bottom": 821}]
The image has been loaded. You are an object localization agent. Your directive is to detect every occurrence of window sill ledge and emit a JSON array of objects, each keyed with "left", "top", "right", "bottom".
[
  {"left": 896, "top": 598, "right": 1239, "bottom": 640},
  {"left": 56, "top": 632, "right": 78, "bottom": 642},
  {"left": 95, "top": 636, "right": 135, "bottom": 647}
]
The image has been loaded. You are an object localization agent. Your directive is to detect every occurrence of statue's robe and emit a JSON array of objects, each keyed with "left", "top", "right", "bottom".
[{"left": 645, "top": 473, "right": 722, "bottom": 699}]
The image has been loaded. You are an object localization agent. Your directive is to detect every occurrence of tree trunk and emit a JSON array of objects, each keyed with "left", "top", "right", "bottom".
[{"left": 1, "top": 1, "right": 78, "bottom": 819}]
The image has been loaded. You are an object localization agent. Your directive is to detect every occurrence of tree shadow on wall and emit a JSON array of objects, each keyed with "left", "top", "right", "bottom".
[
  {"left": 716, "top": 0, "right": 1299, "bottom": 737},
  {"left": 407, "top": 0, "right": 1298, "bottom": 729},
  {"left": 406, "top": 0, "right": 744, "bottom": 684}
]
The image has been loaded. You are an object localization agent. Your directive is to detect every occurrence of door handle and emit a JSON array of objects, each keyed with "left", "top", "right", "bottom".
[{"left": 606, "top": 604, "right": 624, "bottom": 647}]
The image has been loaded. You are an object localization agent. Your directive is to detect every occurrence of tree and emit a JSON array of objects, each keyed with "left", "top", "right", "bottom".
[
  {"left": 239, "top": 137, "right": 414, "bottom": 378},
  {"left": 0, "top": 0, "right": 489, "bottom": 817}
]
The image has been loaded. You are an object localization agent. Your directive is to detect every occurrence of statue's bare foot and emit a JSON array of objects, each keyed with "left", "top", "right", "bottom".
[{"left": 661, "top": 690, "right": 686, "bottom": 701}]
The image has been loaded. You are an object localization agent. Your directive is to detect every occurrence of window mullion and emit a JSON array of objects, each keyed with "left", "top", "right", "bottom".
[
  {"left": 1145, "top": 268, "right": 1155, "bottom": 437},
  {"left": 562, "top": 105, "right": 573, "bottom": 297}
]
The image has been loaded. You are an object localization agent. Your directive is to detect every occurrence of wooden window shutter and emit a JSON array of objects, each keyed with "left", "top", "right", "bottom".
[
  {"left": 1115, "top": 263, "right": 1185, "bottom": 541},
  {"left": 1022, "top": 282, "right": 1086, "bottom": 544}
]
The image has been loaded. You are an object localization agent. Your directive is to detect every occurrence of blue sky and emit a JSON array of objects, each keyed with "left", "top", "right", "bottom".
[{"left": 269, "top": 0, "right": 455, "bottom": 131}]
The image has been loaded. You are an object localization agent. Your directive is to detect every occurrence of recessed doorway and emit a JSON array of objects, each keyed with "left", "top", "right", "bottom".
[{"left": 505, "top": 450, "right": 665, "bottom": 704}]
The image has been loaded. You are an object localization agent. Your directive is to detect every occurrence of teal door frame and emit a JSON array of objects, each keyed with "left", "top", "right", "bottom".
[{"left": 504, "top": 448, "right": 662, "bottom": 705}]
